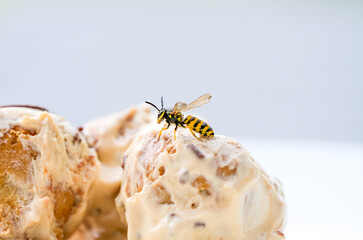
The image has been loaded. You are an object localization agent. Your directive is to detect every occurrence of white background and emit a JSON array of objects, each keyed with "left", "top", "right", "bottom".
[
  {"left": 244, "top": 138, "right": 363, "bottom": 239},
  {"left": 0, "top": 0, "right": 362, "bottom": 142},
  {"left": 0, "top": 0, "right": 362, "bottom": 239}
]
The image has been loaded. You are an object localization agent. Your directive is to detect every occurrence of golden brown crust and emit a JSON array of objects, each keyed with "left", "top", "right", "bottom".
[
  {"left": 0, "top": 126, "right": 38, "bottom": 235},
  {"left": 0, "top": 126, "right": 38, "bottom": 182}
]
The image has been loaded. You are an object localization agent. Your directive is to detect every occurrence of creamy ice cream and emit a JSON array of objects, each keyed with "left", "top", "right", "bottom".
[
  {"left": 116, "top": 126, "right": 286, "bottom": 240},
  {"left": 84, "top": 104, "right": 153, "bottom": 167},
  {"left": 68, "top": 164, "right": 126, "bottom": 240},
  {"left": 69, "top": 104, "right": 153, "bottom": 239},
  {"left": 0, "top": 106, "right": 100, "bottom": 240}
]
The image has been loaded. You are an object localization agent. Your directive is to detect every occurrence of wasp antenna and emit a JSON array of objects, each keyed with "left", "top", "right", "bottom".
[
  {"left": 161, "top": 96, "right": 164, "bottom": 109},
  {"left": 145, "top": 101, "right": 160, "bottom": 111}
]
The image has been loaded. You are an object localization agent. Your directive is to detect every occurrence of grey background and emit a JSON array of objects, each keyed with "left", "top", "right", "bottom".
[{"left": 1, "top": 0, "right": 362, "bottom": 142}]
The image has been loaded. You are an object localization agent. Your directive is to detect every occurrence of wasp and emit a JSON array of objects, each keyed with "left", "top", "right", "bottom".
[{"left": 145, "top": 94, "right": 214, "bottom": 141}]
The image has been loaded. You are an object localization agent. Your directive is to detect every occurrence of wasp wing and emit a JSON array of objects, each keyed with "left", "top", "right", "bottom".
[
  {"left": 177, "top": 93, "right": 212, "bottom": 113},
  {"left": 172, "top": 102, "right": 188, "bottom": 113}
]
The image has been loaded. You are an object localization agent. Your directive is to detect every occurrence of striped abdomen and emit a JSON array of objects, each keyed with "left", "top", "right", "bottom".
[{"left": 183, "top": 115, "right": 214, "bottom": 137}]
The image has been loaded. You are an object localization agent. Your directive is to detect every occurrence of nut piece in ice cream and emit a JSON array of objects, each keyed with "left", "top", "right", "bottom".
[
  {"left": 70, "top": 104, "right": 153, "bottom": 240},
  {"left": 116, "top": 127, "right": 286, "bottom": 240},
  {"left": 0, "top": 107, "right": 100, "bottom": 240}
]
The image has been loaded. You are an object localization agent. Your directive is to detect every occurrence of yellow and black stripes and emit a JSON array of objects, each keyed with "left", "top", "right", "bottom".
[
  {"left": 174, "top": 112, "right": 183, "bottom": 123},
  {"left": 183, "top": 115, "right": 214, "bottom": 138}
]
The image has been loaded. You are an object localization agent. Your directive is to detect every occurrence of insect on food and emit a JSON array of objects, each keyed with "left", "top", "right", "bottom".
[{"left": 145, "top": 93, "right": 214, "bottom": 141}]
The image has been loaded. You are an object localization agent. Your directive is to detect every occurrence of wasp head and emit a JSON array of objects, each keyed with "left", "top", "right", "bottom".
[
  {"left": 157, "top": 110, "right": 167, "bottom": 124},
  {"left": 145, "top": 96, "right": 166, "bottom": 125}
]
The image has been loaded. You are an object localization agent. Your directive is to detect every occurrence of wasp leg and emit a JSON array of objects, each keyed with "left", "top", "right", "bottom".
[
  {"left": 187, "top": 125, "right": 202, "bottom": 141},
  {"left": 174, "top": 125, "right": 178, "bottom": 140},
  {"left": 158, "top": 123, "right": 170, "bottom": 140}
]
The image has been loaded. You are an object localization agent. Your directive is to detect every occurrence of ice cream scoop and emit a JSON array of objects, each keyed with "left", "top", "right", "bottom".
[
  {"left": 69, "top": 104, "right": 153, "bottom": 240},
  {"left": 116, "top": 126, "right": 286, "bottom": 240},
  {"left": 0, "top": 106, "right": 100, "bottom": 240},
  {"left": 84, "top": 103, "right": 154, "bottom": 167}
]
